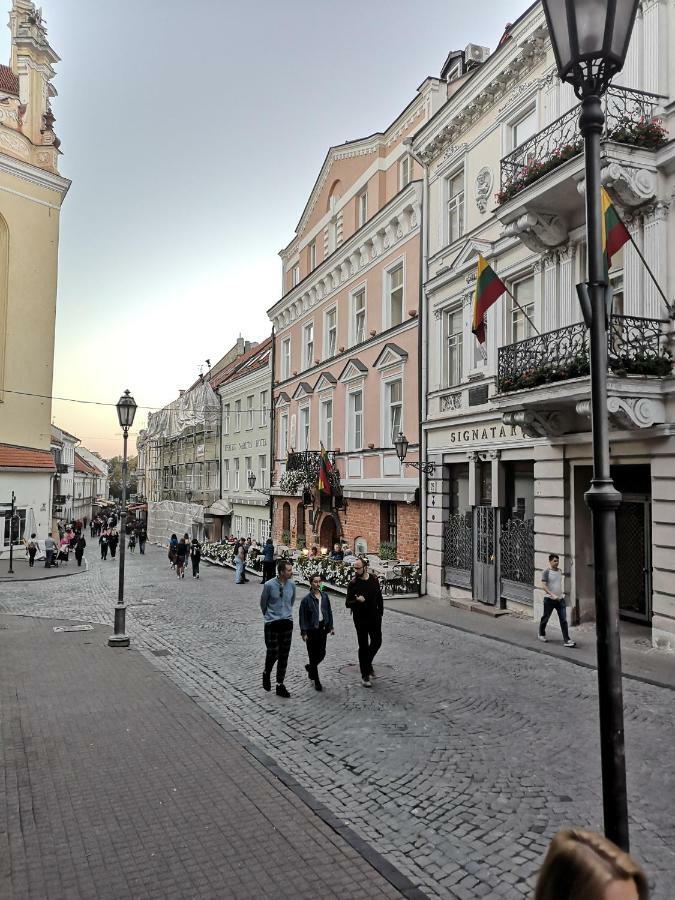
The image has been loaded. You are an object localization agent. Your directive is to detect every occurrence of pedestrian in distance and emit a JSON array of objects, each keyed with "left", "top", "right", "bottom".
[
  {"left": 534, "top": 828, "right": 648, "bottom": 900},
  {"left": 190, "top": 538, "right": 201, "bottom": 578},
  {"left": 128, "top": 532, "right": 136, "bottom": 553},
  {"left": 168, "top": 533, "right": 178, "bottom": 568},
  {"left": 330, "top": 542, "right": 344, "bottom": 562},
  {"left": 539, "top": 554, "right": 576, "bottom": 648},
  {"left": 261, "top": 537, "right": 276, "bottom": 584},
  {"left": 299, "top": 574, "right": 334, "bottom": 692},
  {"left": 74, "top": 533, "right": 86, "bottom": 567},
  {"left": 345, "top": 556, "right": 384, "bottom": 688},
  {"left": 44, "top": 532, "right": 56, "bottom": 568},
  {"left": 260, "top": 559, "right": 296, "bottom": 698},
  {"left": 108, "top": 529, "right": 119, "bottom": 560},
  {"left": 234, "top": 543, "right": 248, "bottom": 584},
  {"left": 175, "top": 537, "right": 188, "bottom": 578},
  {"left": 99, "top": 531, "right": 109, "bottom": 561},
  {"left": 25, "top": 533, "right": 38, "bottom": 567},
  {"left": 138, "top": 527, "right": 147, "bottom": 555}
]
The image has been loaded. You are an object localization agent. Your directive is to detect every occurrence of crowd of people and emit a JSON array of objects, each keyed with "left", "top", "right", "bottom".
[{"left": 167, "top": 533, "right": 201, "bottom": 578}]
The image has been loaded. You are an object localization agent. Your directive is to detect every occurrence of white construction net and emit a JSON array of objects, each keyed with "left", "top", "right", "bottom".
[
  {"left": 147, "top": 500, "right": 205, "bottom": 546},
  {"left": 144, "top": 380, "right": 220, "bottom": 442}
]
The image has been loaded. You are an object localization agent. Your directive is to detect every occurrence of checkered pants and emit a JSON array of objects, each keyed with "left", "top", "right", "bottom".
[{"left": 263, "top": 619, "right": 293, "bottom": 684}]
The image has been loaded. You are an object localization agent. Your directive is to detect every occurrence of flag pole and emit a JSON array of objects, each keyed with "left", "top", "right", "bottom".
[
  {"left": 626, "top": 232, "right": 672, "bottom": 318},
  {"left": 503, "top": 285, "right": 540, "bottom": 336}
]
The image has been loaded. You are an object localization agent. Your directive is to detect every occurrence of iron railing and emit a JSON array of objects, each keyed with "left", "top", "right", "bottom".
[
  {"left": 500, "top": 86, "right": 664, "bottom": 198},
  {"left": 498, "top": 315, "right": 670, "bottom": 393},
  {"left": 287, "top": 450, "right": 337, "bottom": 472},
  {"left": 443, "top": 512, "right": 472, "bottom": 571},
  {"left": 500, "top": 518, "right": 534, "bottom": 585}
]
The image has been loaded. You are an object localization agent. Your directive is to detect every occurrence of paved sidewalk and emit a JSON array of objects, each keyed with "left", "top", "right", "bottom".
[
  {"left": 385, "top": 596, "right": 675, "bottom": 690},
  {"left": 0, "top": 614, "right": 416, "bottom": 900},
  {"left": 0, "top": 557, "right": 87, "bottom": 583}
]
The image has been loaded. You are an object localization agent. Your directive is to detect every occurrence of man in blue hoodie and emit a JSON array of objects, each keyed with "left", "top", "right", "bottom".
[{"left": 260, "top": 559, "right": 296, "bottom": 698}]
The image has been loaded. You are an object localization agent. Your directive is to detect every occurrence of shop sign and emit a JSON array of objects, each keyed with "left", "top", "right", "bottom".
[{"left": 447, "top": 423, "right": 525, "bottom": 445}]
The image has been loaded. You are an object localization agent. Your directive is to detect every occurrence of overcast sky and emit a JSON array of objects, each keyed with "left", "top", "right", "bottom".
[{"left": 3, "top": 0, "right": 528, "bottom": 457}]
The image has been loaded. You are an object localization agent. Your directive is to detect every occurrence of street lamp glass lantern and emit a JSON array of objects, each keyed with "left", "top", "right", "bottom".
[
  {"left": 116, "top": 390, "right": 137, "bottom": 429},
  {"left": 394, "top": 431, "right": 409, "bottom": 464},
  {"left": 248, "top": 472, "right": 256, "bottom": 490},
  {"left": 542, "top": 0, "right": 639, "bottom": 96}
]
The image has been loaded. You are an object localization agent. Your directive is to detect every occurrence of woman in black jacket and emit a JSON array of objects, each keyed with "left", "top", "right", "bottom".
[{"left": 299, "top": 574, "right": 334, "bottom": 692}]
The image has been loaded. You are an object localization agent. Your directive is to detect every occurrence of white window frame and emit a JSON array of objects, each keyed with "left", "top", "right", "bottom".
[
  {"left": 509, "top": 273, "right": 536, "bottom": 344},
  {"left": 258, "top": 454, "right": 267, "bottom": 490},
  {"left": 445, "top": 167, "right": 465, "bottom": 247},
  {"left": 358, "top": 190, "right": 368, "bottom": 227},
  {"left": 245, "top": 456, "right": 253, "bottom": 491},
  {"left": 234, "top": 399, "right": 241, "bottom": 431},
  {"left": 309, "top": 240, "right": 317, "bottom": 271},
  {"left": 384, "top": 259, "right": 405, "bottom": 329},
  {"left": 350, "top": 285, "right": 367, "bottom": 346},
  {"left": 399, "top": 156, "right": 413, "bottom": 189},
  {"left": 382, "top": 376, "right": 403, "bottom": 448},
  {"left": 246, "top": 395, "right": 254, "bottom": 430},
  {"left": 291, "top": 264, "right": 300, "bottom": 287},
  {"left": 320, "top": 397, "right": 333, "bottom": 450},
  {"left": 278, "top": 412, "right": 289, "bottom": 458},
  {"left": 298, "top": 404, "right": 311, "bottom": 452},
  {"left": 347, "top": 387, "right": 364, "bottom": 452},
  {"left": 234, "top": 514, "right": 243, "bottom": 536},
  {"left": 223, "top": 459, "right": 230, "bottom": 491},
  {"left": 324, "top": 306, "right": 337, "bottom": 359},
  {"left": 223, "top": 404, "right": 230, "bottom": 435},
  {"left": 260, "top": 391, "right": 268, "bottom": 426},
  {"left": 510, "top": 104, "right": 538, "bottom": 153},
  {"left": 445, "top": 306, "right": 464, "bottom": 387},
  {"left": 303, "top": 321, "right": 315, "bottom": 370},
  {"left": 233, "top": 457, "right": 240, "bottom": 492},
  {"left": 281, "top": 338, "right": 291, "bottom": 380},
  {"left": 259, "top": 518, "right": 270, "bottom": 543}
]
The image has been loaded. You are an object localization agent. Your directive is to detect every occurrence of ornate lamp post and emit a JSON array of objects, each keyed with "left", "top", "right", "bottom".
[
  {"left": 394, "top": 432, "right": 436, "bottom": 477},
  {"left": 108, "top": 390, "right": 137, "bottom": 649},
  {"left": 542, "top": 0, "right": 639, "bottom": 851}
]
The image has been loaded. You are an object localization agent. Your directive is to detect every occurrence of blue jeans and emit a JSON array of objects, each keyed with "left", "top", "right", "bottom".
[
  {"left": 235, "top": 557, "right": 247, "bottom": 583},
  {"left": 539, "top": 597, "right": 570, "bottom": 642}
]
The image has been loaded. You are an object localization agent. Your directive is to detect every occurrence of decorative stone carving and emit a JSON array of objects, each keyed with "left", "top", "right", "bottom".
[
  {"left": 475, "top": 167, "right": 493, "bottom": 214},
  {"left": 576, "top": 397, "right": 666, "bottom": 429},
  {"left": 502, "top": 212, "right": 568, "bottom": 254},
  {"left": 601, "top": 163, "right": 657, "bottom": 208},
  {"left": 440, "top": 392, "right": 462, "bottom": 412},
  {"left": 502, "top": 409, "right": 570, "bottom": 438}
]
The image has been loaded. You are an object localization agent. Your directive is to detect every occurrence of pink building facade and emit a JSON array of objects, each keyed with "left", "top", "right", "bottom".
[{"left": 268, "top": 78, "right": 447, "bottom": 561}]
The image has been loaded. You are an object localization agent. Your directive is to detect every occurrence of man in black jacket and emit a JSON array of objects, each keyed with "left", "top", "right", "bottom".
[{"left": 345, "top": 557, "right": 383, "bottom": 688}]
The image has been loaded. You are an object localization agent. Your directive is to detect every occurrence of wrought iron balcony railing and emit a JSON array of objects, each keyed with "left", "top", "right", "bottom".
[
  {"left": 286, "top": 450, "right": 337, "bottom": 473},
  {"left": 499, "top": 86, "right": 666, "bottom": 203},
  {"left": 498, "top": 315, "right": 671, "bottom": 393}
]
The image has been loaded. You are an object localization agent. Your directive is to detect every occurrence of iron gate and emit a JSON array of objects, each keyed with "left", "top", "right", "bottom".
[
  {"left": 443, "top": 513, "right": 472, "bottom": 588},
  {"left": 616, "top": 496, "right": 652, "bottom": 622},
  {"left": 500, "top": 517, "right": 534, "bottom": 605},
  {"left": 474, "top": 506, "right": 496, "bottom": 605}
]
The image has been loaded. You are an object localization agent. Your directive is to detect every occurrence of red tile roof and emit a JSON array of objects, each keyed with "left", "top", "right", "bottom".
[
  {"left": 74, "top": 452, "right": 98, "bottom": 475},
  {"left": 0, "top": 64, "right": 19, "bottom": 95},
  {"left": 210, "top": 336, "right": 273, "bottom": 390},
  {"left": 0, "top": 443, "right": 56, "bottom": 471}
]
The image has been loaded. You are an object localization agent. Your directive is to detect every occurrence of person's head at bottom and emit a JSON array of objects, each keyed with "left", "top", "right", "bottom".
[
  {"left": 534, "top": 829, "right": 648, "bottom": 900},
  {"left": 353, "top": 556, "right": 368, "bottom": 578},
  {"left": 276, "top": 559, "right": 292, "bottom": 582},
  {"left": 310, "top": 574, "right": 321, "bottom": 593}
]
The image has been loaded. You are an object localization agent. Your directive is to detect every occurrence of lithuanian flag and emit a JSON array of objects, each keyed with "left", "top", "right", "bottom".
[
  {"left": 601, "top": 187, "right": 630, "bottom": 274},
  {"left": 317, "top": 443, "right": 332, "bottom": 494},
  {"left": 472, "top": 254, "right": 507, "bottom": 344}
]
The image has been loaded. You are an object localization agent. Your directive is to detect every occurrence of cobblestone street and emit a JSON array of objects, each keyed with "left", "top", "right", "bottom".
[{"left": 2, "top": 546, "right": 674, "bottom": 899}]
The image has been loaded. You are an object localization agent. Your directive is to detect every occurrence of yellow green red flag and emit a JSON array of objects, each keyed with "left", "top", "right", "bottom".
[
  {"left": 601, "top": 186, "right": 631, "bottom": 274},
  {"left": 472, "top": 254, "right": 508, "bottom": 344}
]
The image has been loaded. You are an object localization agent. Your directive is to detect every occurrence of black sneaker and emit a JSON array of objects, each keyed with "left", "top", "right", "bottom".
[
  {"left": 305, "top": 664, "right": 314, "bottom": 680},
  {"left": 314, "top": 679, "right": 323, "bottom": 692},
  {"left": 276, "top": 684, "right": 290, "bottom": 699},
  {"left": 262, "top": 672, "right": 271, "bottom": 692}
]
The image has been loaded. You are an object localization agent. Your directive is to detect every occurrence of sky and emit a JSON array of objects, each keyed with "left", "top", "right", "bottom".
[{"left": 2, "top": 0, "right": 528, "bottom": 458}]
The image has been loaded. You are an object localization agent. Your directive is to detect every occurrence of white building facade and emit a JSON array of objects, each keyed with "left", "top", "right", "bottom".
[{"left": 414, "top": 1, "right": 675, "bottom": 647}]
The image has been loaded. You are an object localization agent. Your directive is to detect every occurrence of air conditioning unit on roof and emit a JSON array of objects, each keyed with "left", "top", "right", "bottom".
[{"left": 465, "top": 43, "right": 490, "bottom": 65}]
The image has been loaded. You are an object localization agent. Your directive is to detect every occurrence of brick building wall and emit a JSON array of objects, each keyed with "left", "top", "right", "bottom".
[{"left": 272, "top": 495, "right": 420, "bottom": 562}]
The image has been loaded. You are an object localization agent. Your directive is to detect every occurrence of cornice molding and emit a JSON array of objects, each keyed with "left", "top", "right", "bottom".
[{"left": 0, "top": 147, "right": 69, "bottom": 199}]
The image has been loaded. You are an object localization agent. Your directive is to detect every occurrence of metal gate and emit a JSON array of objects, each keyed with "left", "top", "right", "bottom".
[
  {"left": 443, "top": 512, "right": 472, "bottom": 589},
  {"left": 616, "top": 495, "right": 652, "bottom": 622},
  {"left": 500, "top": 517, "right": 534, "bottom": 605},
  {"left": 474, "top": 506, "right": 497, "bottom": 605}
]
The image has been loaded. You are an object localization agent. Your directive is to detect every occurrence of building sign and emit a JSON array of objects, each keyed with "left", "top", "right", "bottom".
[{"left": 447, "top": 423, "right": 525, "bottom": 445}]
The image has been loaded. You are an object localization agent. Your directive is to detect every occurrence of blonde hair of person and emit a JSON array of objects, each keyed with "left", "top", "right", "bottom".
[{"left": 534, "top": 829, "right": 649, "bottom": 900}]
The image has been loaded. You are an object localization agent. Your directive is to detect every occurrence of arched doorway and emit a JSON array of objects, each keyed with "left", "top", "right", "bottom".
[
  {"left": 319, "top": 513, "right": 338, "bottom": 551},
  {"left": 282, "top": 502, "right": 291, "bottom": 537}
]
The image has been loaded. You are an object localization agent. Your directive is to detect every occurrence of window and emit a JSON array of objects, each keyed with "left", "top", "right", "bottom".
[
  {"left": 325, "top": 307, "right": 337, "bottom": 358},
  {"left": 348, "top": 390, "right": 363, "bottom": 450},
  {"left": 234, "top": 457, "right": 240, "bottom": 491},
  {"left": 303, "top": 322, "right": 314, "bottom": 369},
  {"left": 245, "top": 456, "right": 252, "bottom": 489},
  {"left": 308, "top": 240, "right": 317, "bottom": 271},
  {"left": 385, "top": 379, "right": 402, "bottom": 445},
  {"left": 282, "top": 502, "right": 291, "bottom": 533},
  {"left": 260, "top": 391, "right": 268, "bottom": 426},
  {"left": 223, "top": 459, "right": 230, "bottom": 490},
  {"left": 281, "top": 338, "right": 291, "bottom": 380},
  {"left": 380, "top": 501, "right": 398, "bottom": 548},
  {"left": 511, "top": 106, "right": 538, "bottom": 151},
  {"left": 400, "top": 156, "right": 413, "bottom": 188},
  {"left": 320, "top": 398, "right": 333, "bottom": 450},
  {"left": 234, "top": 514, "right": 243, "bottom": 536},
  {"left": 358, "top": 190, "right": 368, "bottom": 227},
  {"left": 446, "top": 170, "right": 465, "bottom": 245},
  {"left": 258, "top": 454, "right": 267, "bottom": 490},
  {"left": 279, "top": 413, "right": 289, "bottom": 457},
  {"left": 445, "top": 308, "right": 464, "bottom": 386},
  {"left": 299, "top": 406, "right": 310, "bottom": 451},
  {"left": 510, "top": 276, "right": 535, "bottom": 343},
  {"left": 234, "top": 399, "right": 241, "bottom": 431},
  {"left": 246, "top": 395, "right": 254, "bottom": 429},
  {"left": 259, "top": 518, "right": 270, "bottom": 543},
  {"left": 246, "top": 516, "right": 255, "bottom": 537},
  {"left": 352, "top": 289, "right": 366, "bottom": 344},
  {"left": 388, "top": 264, "right": 404, "bottom": 327},
  {"left": 223, "top": 404, "right": 230, "bottom": 435},
  {"left": 291, "top": 264, "right": 300, "bottom": 287}
]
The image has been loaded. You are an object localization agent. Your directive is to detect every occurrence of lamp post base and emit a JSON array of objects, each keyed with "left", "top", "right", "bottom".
[{"left": 108, "top": 604, "right": 130, "bottom": 648}]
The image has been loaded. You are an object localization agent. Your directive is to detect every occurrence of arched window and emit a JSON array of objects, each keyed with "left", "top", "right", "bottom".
[
  {"left": 282, "top": 502, "right": 291, "bottom": 533},
  {"left": 296, "top": 502, "right": 305, "bottom": 539}
]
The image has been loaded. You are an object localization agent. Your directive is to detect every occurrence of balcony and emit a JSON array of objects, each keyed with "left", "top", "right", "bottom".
[
  {"left": 496, "top": 87, "right": 667, "bottom": 250},
  {"left": 276, "top": 450, "right": 340, "bottom": 495},
  {"left": 498, "top": 316, "right": 670, "bottom": 394}
]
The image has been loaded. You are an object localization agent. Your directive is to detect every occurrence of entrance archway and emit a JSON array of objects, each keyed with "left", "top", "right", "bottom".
[{"left": 319, "top": 513, "right": 338, "bottom": 551}]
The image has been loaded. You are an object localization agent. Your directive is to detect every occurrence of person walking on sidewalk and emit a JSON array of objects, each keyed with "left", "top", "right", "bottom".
[
  {"left": 99, "top": 531, "right": 109, "bottom": 561},
  {"left": 128, "top": 531, "right": 136, "bottom": 553},
  {"left": 175, "top": 536, "right": 188, "bottom": 578},
  {"left": 44, "top": 532, "right": 56, "bottom": 568},
  {"left": 190, "top": 538, "right": 201, "bottom": 578},
  {"left": 234, "top": 543, "right": 248, "bottom": 584},
  {"left": 109, "top": 529, "right": 119, "bottom": 560},
  {"left": 74, "top": 533, "right": 86, "bottom": 567},
  {"left": 25, "top": 533, "right": 38, "bottom": 567},
  {"left": 299, "top": 575, "right": 334, "bottom": 692},
  {"left": 539, "top": 554, "right": 576, "bottom": 648},
  {"left": 346, "top": 557, "right": 384, "bottom": 688},
  {"left": 261, "top": 537, "right": 275, "bottom": 584},
  {"left": 168, "top": 533, "right": 178, "bottom": 569},
  {"left": 260, "top": 559, "right": 296, "bottom": 698},
  {"left": 138, "top": 527, "right": 147, "bottom": 555}
]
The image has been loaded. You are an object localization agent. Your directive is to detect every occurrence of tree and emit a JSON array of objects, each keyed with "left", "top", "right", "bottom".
[{"left": 107, "top": 455, "right": 138, "bottom": 500}]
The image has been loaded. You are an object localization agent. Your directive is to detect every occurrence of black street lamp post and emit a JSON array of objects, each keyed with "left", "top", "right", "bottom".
[
  {"left": 542, "top": 0, "right": 639, "bottom": 852},
  {"left": 108, "top": 390, "right": 137, "bottom": 649},
  {"left": 7, "top": 490, "right": 16, "bottom": 575},
  {"left": 394, "top": 431, "right": 436, "bottom": 477}
]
